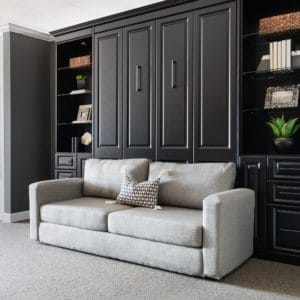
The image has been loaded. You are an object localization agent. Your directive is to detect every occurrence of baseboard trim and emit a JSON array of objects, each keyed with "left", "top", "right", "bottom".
[{"left": 2, "top": 210, "right": 29, "bottom": 223}]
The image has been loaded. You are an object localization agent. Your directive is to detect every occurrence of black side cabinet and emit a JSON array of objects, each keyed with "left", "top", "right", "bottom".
[{"left": 240, "top": 155, "right": 300, "bottom": 265}]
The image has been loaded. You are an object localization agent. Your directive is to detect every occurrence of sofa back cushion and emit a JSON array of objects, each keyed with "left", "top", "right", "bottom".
[
  {"left": 148, "top": 161, "right": 236, "bottom": 209},
  {"left": 83, "top": 159, "right": 150, "bottom": 199}
]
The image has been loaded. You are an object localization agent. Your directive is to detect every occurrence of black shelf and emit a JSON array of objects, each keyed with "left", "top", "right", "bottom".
[
  {"left": 57, "top": 92, "right": 92, "bottom": 97},
  {"left": 243, "top": 107, "right": 300, "bottom": 113},
  {"left": 57, "top": 64, "right": 92, "bottom": 71},
  {"left": 57, "top": 122, "right": 92, "bottom": 126}
]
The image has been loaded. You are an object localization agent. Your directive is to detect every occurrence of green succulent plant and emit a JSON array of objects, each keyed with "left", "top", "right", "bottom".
[
  {"left": 75, "top": 74, "right": 87, "bottom": 80},
  {"left": 266, "top": 114, "right": 300, "bottom": 139}
]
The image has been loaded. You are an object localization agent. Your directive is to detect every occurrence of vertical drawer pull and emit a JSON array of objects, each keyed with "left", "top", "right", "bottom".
[
  {"left": 136, "top": 65, "right": 142, "bottom": 92},
  {"left": 171, "top": 60, "right": 176, "bottom": 88}
]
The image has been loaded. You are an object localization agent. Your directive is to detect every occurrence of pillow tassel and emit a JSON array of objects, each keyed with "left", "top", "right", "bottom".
[
  {"left": 154, "top": 205, "right": 162, "bottom": 210},
  {"left": 105, "top": 200, "right": 116, "bottom": 205}
]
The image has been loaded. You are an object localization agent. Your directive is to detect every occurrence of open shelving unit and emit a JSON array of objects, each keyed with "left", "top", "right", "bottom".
[
  {"left": 241, "top": 0, "right": 300, "bottom": 155},
  {"left": 56, "top": 36, "right": 93, "bottom": 154}
]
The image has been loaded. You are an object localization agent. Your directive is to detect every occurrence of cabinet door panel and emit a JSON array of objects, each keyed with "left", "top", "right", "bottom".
[
  {"left": 194, "top": 3, "right": 237, "bottom": 161},
  {"left": 156, "top": 13, "right": 193, "bottom": 161},
  {"left": 94, "top": 29, "right": 122, "bottom": 158},
  {"left": 123, "top": 22, "right": 155, "bottom": 159},
  {"left": 239, "top": 156, "right": 267, "bottom": 250}
]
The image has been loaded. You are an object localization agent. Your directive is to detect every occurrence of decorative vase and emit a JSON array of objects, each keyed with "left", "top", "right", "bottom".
[
  {"left": 77, "top": 79, "right": 86, "bottom": 89},
  {"left": 273, "top": 138, "right": 295, "bottom": 154}
]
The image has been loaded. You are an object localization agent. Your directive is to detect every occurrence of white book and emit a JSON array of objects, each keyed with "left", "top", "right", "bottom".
[
  {"left": 277, "top": 41, "right": 282, "bottom": 70},
  {"left": 273, "top": 41, "right": 278, "bottom": 70},
  {"left": 286, "top": 39, "right": 291, "bottom": 69},
  {"left": 70, "top": 89, "right": 92, "bottom": 95},
  {"left": 269, "top": 42, "right": 273, "bottom": 70},
  {"left": 282, "top": 40, "right": 286, "bottom": 69}
]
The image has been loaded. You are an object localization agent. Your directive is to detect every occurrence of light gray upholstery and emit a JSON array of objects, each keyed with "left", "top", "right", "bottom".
[
  {"left": 108, "top": 206, "right": 203, "bottom": 247},
  {"left": 29, "top": 178, "right": 83, "bottom": 240},
  {"left": 148, "top": 161, "right": 236, "bottom": 209},
  {"left": 202, "top": 188, "right": 255, "bottom": 279},
  {"left": 41, "top": 197, "right": 130, "bottom": 232},
  {"left": 39, "top": 222, "right": 203, "bottom": 277},
  {"left": 83, "top": 158, "right": 150, "bottom": 199}
]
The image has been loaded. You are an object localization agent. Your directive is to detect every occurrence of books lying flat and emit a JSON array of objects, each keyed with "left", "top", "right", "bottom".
[
  {"left": 70, "top": 89, "right": 92, "bottom": 95},
  {"left": 72, "top": 120, "right": 92, "bottom": 124}
]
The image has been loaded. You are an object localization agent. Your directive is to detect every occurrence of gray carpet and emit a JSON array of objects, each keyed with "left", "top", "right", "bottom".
[{"left": 0, "top": 222, "right": 299, "bottom": 300}]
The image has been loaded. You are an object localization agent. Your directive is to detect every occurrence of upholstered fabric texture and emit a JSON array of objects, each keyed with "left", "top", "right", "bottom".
[
  {"left": 41, "top": 197, "right": 130, "bottom": 232},
  {"left": 39, "top": 222, "right": 203, "bottom": 277},
  {"left": 202, "top": 188, "right": 255, "bottom": 280},
  {"left": 148, "top": 161, "right": 236, "bottom": 209},
  {"left": 116, "top": 176, "right": 159, "bottom": 208},
  {"left": 83, "top": 158, "right": 150, "bottom": 199},
  {"left": 108, "top": 206, "right": 203, "bottom": 247},
  {"left": 29, "top": 178, "right": 84, "bottom": 240}
]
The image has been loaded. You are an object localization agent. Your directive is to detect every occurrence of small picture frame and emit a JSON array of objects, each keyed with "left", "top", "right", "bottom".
[
  {"left": 73, "top": 105, "right": 92, "bottom": 123},
  {"left": 264, "top": 85, "right": 300, "bottom": 109}
]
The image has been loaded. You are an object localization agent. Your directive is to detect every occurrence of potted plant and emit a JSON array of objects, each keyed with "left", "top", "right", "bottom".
[
  {"left": 266, "top": 114, "right": 300, "bottom": 153},
  {"left": 76, "top": 74, "right": 87, "bottom": 89}
]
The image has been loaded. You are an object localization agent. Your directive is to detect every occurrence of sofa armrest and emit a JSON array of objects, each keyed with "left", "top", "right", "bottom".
[
  {"left": 29, "top": 178, "right": 83, "bottom": 241},
  {"left": 202, "top": 188, "right": 255, "bottom": 279}
]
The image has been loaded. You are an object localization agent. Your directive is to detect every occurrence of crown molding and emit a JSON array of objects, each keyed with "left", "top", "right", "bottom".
[{"left": 0, "top": 23, "right": 53, "bottom": 42}]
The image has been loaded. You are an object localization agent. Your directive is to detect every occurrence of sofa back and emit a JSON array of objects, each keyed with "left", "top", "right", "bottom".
[
  {"left": 83, "top": 158, "right": 150, "bottom": 199},
  {"left": 148, "top": 161, "right": 236, "bottom": 209}
]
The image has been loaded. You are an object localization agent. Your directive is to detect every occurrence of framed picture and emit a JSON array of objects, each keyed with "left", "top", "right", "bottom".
[
  {"left": 264, "top": 85, "right": 300, "bottom": 109},
  {"left": 73, "top": 105, "right": 92, "bottom": 123}
]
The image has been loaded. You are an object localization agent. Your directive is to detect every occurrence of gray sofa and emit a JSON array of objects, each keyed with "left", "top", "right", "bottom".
[{"left": 29, "top": 159, "right": 255, "bottom": 280}]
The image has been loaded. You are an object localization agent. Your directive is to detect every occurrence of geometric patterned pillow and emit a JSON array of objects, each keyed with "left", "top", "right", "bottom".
[{"left": 116, "top": 175, "right": 160, "bottom": 209}]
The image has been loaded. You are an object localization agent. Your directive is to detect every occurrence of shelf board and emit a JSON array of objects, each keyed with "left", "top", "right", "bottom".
[
  {"left": 57, "top": 92, "right": 92, "bottom": 97},
  {"left": 57, "top": 121, "right": 92, "bottom": 126},
  {"left": 243, "top": 68, "right": 300, "bottom": 78},
  {"left": 243, "top": 107, "right": 300, "bottom": 113},
  {"left": 57, "top": 64, "right": 92, "bottom": 71}
]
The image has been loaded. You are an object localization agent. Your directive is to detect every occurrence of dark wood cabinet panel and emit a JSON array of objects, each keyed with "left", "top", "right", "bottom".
[
  {"left": 194, "top": 3, "right": 237, "bottom": 162},
  {"left": 239, "top": 156, "right": 267, "bottom": 249},
  {"left": 267, "top": 207, "right": 300, "bottom": 254},
  {"left": 94, "top": 29, "right": 123, "bottom": 158},
  {"left": 156, "top": 13, "right": 193, "bottom": 161},
  {"left": 123, "top": 22, "right": 156, "bottom": 159},
  {"left": 77, "top": 153, "right": 92, "bottom": 177},
  {"left": 268, "top": 156, "right": 300, "bottom": 181}
]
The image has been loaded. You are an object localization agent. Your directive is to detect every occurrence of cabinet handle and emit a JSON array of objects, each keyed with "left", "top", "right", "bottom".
[
  {"left": 171, "top": 60, "right": 176, "bottom": 88},
  {"left": 136, "top": 65, "right": 142, "bottom": 92}
]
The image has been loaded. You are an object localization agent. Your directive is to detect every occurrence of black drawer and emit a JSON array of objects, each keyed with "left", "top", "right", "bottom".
[
  {"left": 268, "top": 181, "right": 300, "bottom": 207},
  {"left": 268, "top": 157, "right": 300, "bottom": 181},
  {"left": 55, "top": 153, "right": 76, "bottom": 170},
  {"left": 55, "top": 169, "right": 77, "bottom": 179},
  {"left": 268, "top": 207, "right": 300, "bottom": 254}
]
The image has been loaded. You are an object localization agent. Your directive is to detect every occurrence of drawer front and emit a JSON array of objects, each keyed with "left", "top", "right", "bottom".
[
  {"left": 268, "top": 181, "right": 300, "bottom": 206},
  {"left": 268, "top": 157, "right": 300, "bottom": 180},
  {"left": 55, "top": 169, "right": 77, "bottom": 179},
  {"left": 55, "top": 153, "right": 76, "bottom": 170},
  {"left": 268, "top": 207, "right": 300, "bottom": 253}
]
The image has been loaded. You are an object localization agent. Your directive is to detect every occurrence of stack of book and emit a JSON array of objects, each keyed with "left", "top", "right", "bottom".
[{"left": 269, "top": 39, "right": 291, "bottom": 71}]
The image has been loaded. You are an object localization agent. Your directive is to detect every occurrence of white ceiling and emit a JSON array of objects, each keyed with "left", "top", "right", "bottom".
[{"left": 0, "top": 0, "right": 164, "bottom": 33}]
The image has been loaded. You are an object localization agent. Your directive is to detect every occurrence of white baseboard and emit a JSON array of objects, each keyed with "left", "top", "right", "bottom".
[{"left": 2, "top": 210, "right": 29, "bottom": 223}]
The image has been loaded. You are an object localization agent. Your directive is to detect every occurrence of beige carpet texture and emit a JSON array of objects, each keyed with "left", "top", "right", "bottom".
[{"left": 0, "top": 222, "right": 299, "bottom": 300}]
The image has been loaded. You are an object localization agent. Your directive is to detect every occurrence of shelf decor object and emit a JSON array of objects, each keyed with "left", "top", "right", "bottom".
[
  {"left": 73, "top": 104, "right": 92, "bottom": 123},
  {"left": 259, "top": 11, "right": 300, "bottom": 38},
  {"left": 264, "top": 85, "right": 300, "bottom": 109},
  {"left": 266, "top": 114, "right": 300, "bottom": 153},
  {"left": 81, "top": 132, "right": 92, "bottom": 146},
  {"left": 69, "top": 55, "right": 91, "bottom": 68},
  {"left": 70, "top": 89, "right": 92, "bottom": 95}
]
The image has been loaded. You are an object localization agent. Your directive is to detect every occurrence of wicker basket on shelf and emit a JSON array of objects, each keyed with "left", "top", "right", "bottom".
[
  {"left": 69, "top": 55, "right": 91, "bottom": 68},
  {"left": 259, "top": 11, "right": 300, "bottom": 38}
]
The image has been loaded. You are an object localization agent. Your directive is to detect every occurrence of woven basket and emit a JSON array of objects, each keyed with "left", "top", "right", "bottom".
[
  {"left": 69, "top": 55, "right": 91, "bottom": 68},
  {"left": 259, "top": 11, "right": 300, "bottom": 38}
]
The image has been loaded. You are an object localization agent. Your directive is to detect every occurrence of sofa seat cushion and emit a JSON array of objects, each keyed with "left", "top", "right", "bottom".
[
  {"left": 108, "top": 206, "right": 203, "bottom": 247},
  {"left": 40, "top": 197, "right": 130, "bottom": 232}
]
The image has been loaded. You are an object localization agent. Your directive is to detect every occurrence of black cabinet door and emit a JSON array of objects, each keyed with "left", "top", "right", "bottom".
[
  {"left": 156, "top": 13, "right": 193, "bottom": 162},
  {"left": 123, "top": 22, "right": 155, "bottom": 159},
  {"left": 239, "top": 156, "right": 267, "bottom": 250},
  {"left": 194, "top": 2, "right": 237, "bottom": 162},
  {"left": 94, "top": 29, "right": 122, "bottom": 158}
]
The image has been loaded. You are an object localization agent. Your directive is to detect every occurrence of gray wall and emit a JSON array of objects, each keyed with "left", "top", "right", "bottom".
[{"left": 4, "top": 32, "right": 51, "bottom": 213}]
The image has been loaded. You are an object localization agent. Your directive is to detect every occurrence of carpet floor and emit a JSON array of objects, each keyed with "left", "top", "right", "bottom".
[{"left": 0, "top": 222, "right": 299, "bottom": 300}]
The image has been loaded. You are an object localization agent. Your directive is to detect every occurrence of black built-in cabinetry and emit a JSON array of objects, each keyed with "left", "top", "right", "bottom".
[{"left": 52, "top": 0, "right": 300, "bottom": 265}]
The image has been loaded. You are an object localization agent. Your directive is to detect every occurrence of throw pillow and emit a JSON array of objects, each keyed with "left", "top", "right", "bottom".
[{"left": 116, "top": 175, "right": 160, "bottom": 209}]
